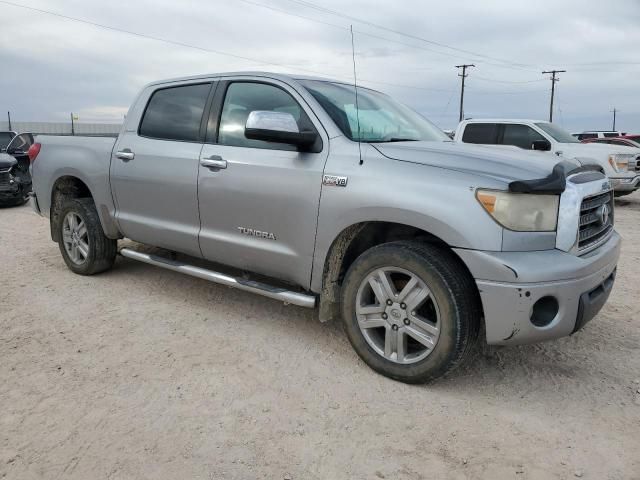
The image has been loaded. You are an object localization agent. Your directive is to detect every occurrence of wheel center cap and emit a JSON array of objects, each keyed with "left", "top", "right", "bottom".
[{"left": 390, "top": 309, "right": 401, "bottom": 319}]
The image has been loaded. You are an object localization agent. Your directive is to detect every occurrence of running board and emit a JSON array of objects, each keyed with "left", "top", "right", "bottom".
[{"left": 119, "top": 248, "right": 316, "bottom": 308}]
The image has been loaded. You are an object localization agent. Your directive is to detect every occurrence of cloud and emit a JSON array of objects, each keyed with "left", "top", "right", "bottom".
[{"left": 0, "top": 0, "right": 638, "bottom": 131}]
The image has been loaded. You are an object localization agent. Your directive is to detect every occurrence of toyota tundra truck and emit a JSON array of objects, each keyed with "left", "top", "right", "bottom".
[{"left": 28, "top": 72, "right": 620, "bottom": 383}]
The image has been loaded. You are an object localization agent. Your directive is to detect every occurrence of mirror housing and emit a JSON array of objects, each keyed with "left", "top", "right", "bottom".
[
  {"left": 245, "top": 111, "right": 318, "bottom": 150},
  {"left": 531, "top": 139, "right": 551, "bottom": 151}
]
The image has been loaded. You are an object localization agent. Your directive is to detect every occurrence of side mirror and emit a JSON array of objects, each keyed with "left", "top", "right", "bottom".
[
  {"left": 531, "top": 140, "right": 551, "bottom": 151},
  {"left": 245, "top": 111, "right": 318, "bottom": 150}
]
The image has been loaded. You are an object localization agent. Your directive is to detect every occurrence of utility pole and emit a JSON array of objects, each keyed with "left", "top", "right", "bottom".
[
  {"left": 70, "top": 112, "right": 75, "bottom": 136},
  {"left": 455, "top": 64, "right": 475, "bottom": 122},
  {"left": 611, "top": 108, "right": 617, "bottom": 131},
  {"left": 542, "top": 69, "right": 566, "bottom": 122},
  {"left": 7, "top": 111, "right": 11, "bottom": 131}
]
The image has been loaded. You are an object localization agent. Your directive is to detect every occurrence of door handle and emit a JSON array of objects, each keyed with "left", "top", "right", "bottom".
[
  {"left": 200, "top": 156, "right": 227, "bottom": 169},
  {"left": 116, "top": 149, "right": 135, "bottom": 161}
]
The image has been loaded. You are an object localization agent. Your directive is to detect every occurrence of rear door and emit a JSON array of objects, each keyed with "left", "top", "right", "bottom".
[
  {"left": 110, "top": 81, "right": 215, "bottom": 257},
  {"left": 197, "top": 79, "right": 328, "bottom": 288}
]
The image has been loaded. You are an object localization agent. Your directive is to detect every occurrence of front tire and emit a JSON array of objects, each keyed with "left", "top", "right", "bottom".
[
  {"left": 57, "top": 197, "right": 117, "bottom": 275},
  {"left": 341, "top": 241, "right": 481, "bottom": 384}
]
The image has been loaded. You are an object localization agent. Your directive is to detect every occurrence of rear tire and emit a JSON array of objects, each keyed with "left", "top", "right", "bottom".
[
  {"left": 57, "top": 197, "right": 117, "bottom": 275},
  {"left": 341, "top": 241, "right": 481, "bottom": 384}
]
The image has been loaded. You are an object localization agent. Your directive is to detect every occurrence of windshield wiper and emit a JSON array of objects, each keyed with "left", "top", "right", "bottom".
[{"left": 379, "top": 138, "right": 420, "bottom": 143}]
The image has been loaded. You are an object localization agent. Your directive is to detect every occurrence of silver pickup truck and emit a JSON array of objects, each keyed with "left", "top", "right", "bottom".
[{"left": 29, "top": 72, "right": 620, "bottom": 383}]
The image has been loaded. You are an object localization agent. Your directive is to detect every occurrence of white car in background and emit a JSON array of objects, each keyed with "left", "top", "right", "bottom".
[{"left": 454, "top": 119, "right": 640, "bottom": 196}]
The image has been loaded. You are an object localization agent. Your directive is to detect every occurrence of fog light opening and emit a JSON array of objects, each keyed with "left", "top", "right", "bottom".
[{"left": 530, "top": 296, "right": 559, "bottom": 327}]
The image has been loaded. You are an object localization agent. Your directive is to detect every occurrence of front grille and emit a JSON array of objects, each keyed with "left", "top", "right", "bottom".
[
  {"left": 0, "top": 171, "right": 10, "bottom": 188},
  {"left": 578, "top": 190, "right": 614, "bottom": 251}
]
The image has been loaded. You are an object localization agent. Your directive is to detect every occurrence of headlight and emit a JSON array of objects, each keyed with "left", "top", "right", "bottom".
[
  {"left": 476, "top": 190, "right": 559, "bottom": 232},
  {"left": 609, "top": 154, "right": 633, "bottom": 172}
]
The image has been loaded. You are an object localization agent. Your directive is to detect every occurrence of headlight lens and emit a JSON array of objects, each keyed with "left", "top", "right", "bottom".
[
  {"left": 609, "top": 154, "right": 633, "bottom": 172},
  {"left": 476, "top": 190, "right": 559, "bottom": 232}
]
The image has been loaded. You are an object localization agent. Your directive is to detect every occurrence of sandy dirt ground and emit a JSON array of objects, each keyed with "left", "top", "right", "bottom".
[{"left": 1, "top": 195, "right": 639, "bottom": 480}]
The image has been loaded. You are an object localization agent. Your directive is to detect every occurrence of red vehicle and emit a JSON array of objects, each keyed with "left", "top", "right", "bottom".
[{"left": 581, "top": 136, "right": 640, "bottom": 148}]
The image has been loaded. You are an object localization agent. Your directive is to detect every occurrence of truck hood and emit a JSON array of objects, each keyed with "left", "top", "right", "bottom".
[
  {"left": 0, "top": 153, "right": 17, "bottom": 170},
  {"left": 372, "top": 141, "right": 581, "bottom": 183},
  {"left": 558, "top": 142, "right": 640, "bottom": 156}
]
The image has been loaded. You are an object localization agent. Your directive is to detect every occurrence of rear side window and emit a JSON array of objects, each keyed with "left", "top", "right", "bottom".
[
  {"left": 501, "top": 124, "right": 545, "bottom": 149},
  {"left": 603, "top": 132, "right": 618, "bottom": 138},
  {"left": 139, "top": 83, "right": 211, "bottom": 142},
  {"left": 461, "top": 123, "right": 499, "bottom": 144}
]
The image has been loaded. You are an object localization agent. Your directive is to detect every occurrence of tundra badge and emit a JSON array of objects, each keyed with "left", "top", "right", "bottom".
[
  {"left": 322, "top": 174, "right": 348, "bottom": 187},
  {"left": 238, "top": 227, "right": 276, "bottom": 240}
]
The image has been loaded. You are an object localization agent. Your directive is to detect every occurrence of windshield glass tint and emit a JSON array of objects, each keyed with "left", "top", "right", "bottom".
[
  {"left": 301, "top": 80, "right": 449, "bottom": 143},
  {"left": 535, "top": 122, "right": 579, "bottom": 143}
]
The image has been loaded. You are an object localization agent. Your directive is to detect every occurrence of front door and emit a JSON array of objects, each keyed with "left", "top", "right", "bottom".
[
  {"left": 197, "top": 80, "right": 328, "bottom": 288},
  {"left": 110, "top": 81, "right": 214, "bottom": 257}
]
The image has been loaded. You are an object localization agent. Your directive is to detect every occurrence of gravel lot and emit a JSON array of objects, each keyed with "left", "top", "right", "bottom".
[{"left": 1, "top": 195, "right": 640, "bottom": 480}]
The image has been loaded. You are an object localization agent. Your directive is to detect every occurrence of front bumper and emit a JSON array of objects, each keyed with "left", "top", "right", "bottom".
[
  {"left": 454, "top": 231, "right": 621, "bottom": 345},
  {"left": 611, "top": 174, "right": 640, "bottom": 192}
]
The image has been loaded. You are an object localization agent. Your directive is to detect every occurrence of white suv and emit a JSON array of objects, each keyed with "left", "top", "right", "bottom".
[{"left": 455, "top": 119, "right": 640, "bottom": 196}]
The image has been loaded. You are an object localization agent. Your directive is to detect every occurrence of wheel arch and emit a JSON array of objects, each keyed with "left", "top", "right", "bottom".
[
  {"left": 315, "top": 220, "right": 482, "bottom": 324},
  {"left": 49, "top": 174, "right": 120, "bottom": 242}
]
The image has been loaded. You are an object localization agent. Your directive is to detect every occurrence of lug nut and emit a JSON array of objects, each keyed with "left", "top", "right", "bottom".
[
  {"left": 391, "top": 324, "right": 399, "bottom": 331},
  {"left": 403, "top": 318, "right": 410, "bottom": 326},
  {"left": 386, "top": 299, "right": 393, "bottom": 306},
  {"left": 382, "top": 313, "right": 388, "bottom": 320},
  {"left": 411, "top": 311, "right": 416, "bottom": 316},
  {"left": 400, "top": 303, "right": 406, "bottom": 309}
]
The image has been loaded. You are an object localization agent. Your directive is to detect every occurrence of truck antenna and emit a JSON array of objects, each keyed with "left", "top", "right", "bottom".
[{"left": 350, "top": 25, "right": 363, "bottom": 165}]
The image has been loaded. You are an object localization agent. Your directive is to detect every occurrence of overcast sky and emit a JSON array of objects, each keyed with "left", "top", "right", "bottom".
[{"left": 1, "top": 0, "right": 639, "bottom": 132}]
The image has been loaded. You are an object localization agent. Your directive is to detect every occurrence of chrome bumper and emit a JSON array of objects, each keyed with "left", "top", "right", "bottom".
[
  {"left": 611, "top": 174, "right": 640, "bottom": 192},
  {"left": 454, "top": 231, "right": 621, "bottom": 345}
]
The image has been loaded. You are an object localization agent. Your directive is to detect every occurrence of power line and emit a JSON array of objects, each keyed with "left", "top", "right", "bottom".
[
  {"left": 456, "top": 64, "right": 475, "bottom": 122},
  {"left": 472, "top": 75, "right": 546, "bottom": 84},
  {"left": 0, "top": 0, "right": 459, "bottom": 96},
  {"left": 542, "top": 69, "right": 566, "bottom": 122},
  {"left": 282, "top": 0, "right": 540, "bottom": 71}
]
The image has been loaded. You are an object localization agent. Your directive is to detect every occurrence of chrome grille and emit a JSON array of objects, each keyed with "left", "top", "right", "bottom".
[{"left": 578, "top": 190, "right": 614, "bottom": 252}]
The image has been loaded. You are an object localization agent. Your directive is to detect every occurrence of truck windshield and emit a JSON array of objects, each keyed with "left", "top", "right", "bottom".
[
  {"left": 535, "top": 122, "right": 580, "bottom": 143},
  {"left": 301, "top": 80, "right": 450, "bottom": 143}
]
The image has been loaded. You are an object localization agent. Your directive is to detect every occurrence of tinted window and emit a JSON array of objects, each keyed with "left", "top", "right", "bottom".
[
  {"left": 501, "top": 124, "right": 546, "bottom": 149},
  {"left": 139, "top": 83, "right": 211, "bottom": 141},
  {"left": 0, "top": 132, "right": 15, "bottom": 150},
  {"left": 603, "top": 132, "right": 618, "bottom": 138},
  {"left": 218, "top": 82, "right": 315, "bottom": 150},
  {"left": 461, "top": 123, "right": 499, "bottom": 144}
]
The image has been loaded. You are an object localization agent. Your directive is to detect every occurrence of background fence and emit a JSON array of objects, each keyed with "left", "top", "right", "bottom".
[{"left": 0, "top": 121, "right": 122, "bottom": 137}]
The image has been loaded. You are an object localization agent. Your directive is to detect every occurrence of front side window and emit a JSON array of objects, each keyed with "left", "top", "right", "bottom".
[
  {"left": 301, "top": 80, "right": 449, "bottom": 143},
  {"left": 139, "top": 83, "right": 211, "bottom": 142},
  {"left": 217, "top": 82, "right": 315, "bottom": 150},
  {"left": 461, "top": 123, "right": 500, "bottom": 144},
  {"left": 501, "top": 124, "right": 546, "bottom": 149},
  {"left": 535, "top": 122, "right": 580, "bottom": 143}
]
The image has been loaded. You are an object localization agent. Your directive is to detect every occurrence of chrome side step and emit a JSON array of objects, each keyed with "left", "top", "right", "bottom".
[{"left": 119, "top": 248, "right": 316, "bottom": 308}]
